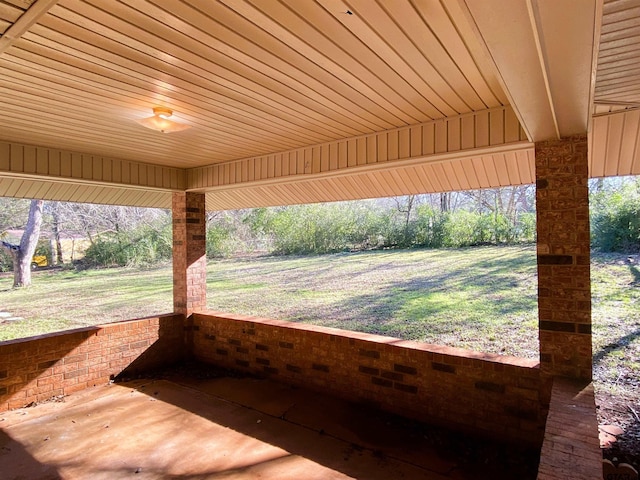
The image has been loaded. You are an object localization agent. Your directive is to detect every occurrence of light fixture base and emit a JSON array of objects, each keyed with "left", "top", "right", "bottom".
[{"left": 136, "top": 106, "right": 191, "bottom": 133}]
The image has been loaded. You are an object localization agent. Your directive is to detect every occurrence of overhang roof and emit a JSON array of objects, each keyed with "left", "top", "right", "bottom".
[{"left": 0, "top": 0, "right": 638, "bottom": 210}]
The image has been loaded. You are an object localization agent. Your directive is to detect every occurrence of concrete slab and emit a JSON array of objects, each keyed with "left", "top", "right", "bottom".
[{"left": 0, "top": 373, "right": 539, "bottom": 479}]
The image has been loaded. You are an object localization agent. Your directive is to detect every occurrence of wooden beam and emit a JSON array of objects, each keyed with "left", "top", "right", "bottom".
[
  {"left": 0, "top": 0, "right": 59, "bottom": 55},
  {"left": 188, "top": 107, "right": 529, "bottom": 191},
  {"left": 0, "top": 141, "right": 186, "bottom": 191}
]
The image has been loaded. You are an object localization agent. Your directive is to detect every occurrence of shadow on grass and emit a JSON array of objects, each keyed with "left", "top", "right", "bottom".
[
  {"left": 593, "top": 328, "right": 640, "bottom": 366},
  {"left": 287, "top": 255, "right": 538, "bottom": 349},
  {"left": 629, "top": 263, "right": 640, "bottom": 285}
]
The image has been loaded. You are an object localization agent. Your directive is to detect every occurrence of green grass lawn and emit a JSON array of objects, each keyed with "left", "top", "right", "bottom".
[
  {"left": 1, "top": 245, "right": 638, "bottom": 411},
  {"left": 206, "top": 246, "right": 540, "bottom": 357},
  {"left": 0, "top": 266, "right": 173, "bottom": 340}
]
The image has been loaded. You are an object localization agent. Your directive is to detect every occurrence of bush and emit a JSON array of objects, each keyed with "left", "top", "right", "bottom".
[
  {"left": 591, "top": 180, "right": 640, "bottom": 252},
  {"left": 267, "top": 205, "right": 347, "bottom": 254},
  {"left": 0, "top": 248, "right": 12, "bottom": 272},
  {"left": 207, "top": 223, "right": 233, "bottom": 258},
  {"left": 414, "top": 205, "right": 446, "bottom": 247},
  {"left": 83, "top": 225, "right": 172, "bottom": 267}
]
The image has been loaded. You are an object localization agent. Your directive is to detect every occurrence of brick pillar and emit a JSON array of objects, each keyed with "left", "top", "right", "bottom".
[
  {"left": 535, "top": 135, "right": 591, "bottom": 380},
  {"left": 173, "top": 192, "right": 207, "bottom": 316}
]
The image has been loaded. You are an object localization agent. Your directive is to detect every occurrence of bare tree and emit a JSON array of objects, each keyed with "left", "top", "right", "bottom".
[
  {"left": 49, "top": 202, "right": 64, "bottom": 264},
  {"left": 0, "top": 200, "right": 45, "bottom": 287},
  {"left": 440, "top": 192, "right": 450, "bottom": 212},
  {"left": 393, "top": 195, "right": 417, "bottom": 245}
]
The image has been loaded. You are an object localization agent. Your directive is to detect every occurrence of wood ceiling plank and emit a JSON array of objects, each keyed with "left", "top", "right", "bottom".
[
  {"left": 598, "top": 33, "right": 640, "bottom": 54},
  {"left": 504, "top": 151, "right": 521, "bottom": 185},
  {"left": 492, "top": 152, "right": 511, "bottom": 185},
  {"left": 0, "top": 0, "right": 57, "bottom": 54},
  {"left": 315, "top": 0, "right": 452, "bottom": 119},
  {"left": 450, "top": 158, "right": 471, "bottom": 190},
  {"left": 127, "top": 0, "right": 393, "bottom": 133},
  {"left": 423, "top": 165, "right": 443, "bottom": 192},
  {"left": 617, "top": 109, "right": 640, "bottom": 174},
  {"left": 599, "top": 24, "right": 640, "bottom": 43},
  {"left": 633, "top": 123, "right": 640, "bottom": 175},
  {"left": 169, "top": 0, "right": 405, "bottom": 131},
  {"left": 268, "top": 0, "right": 442, "bottom": 126},
  {"left": 601, "top": 15, "right": 640, "bottom": 35},
  {"left": 597, "top": 65, "right": 640, "bottom": 80},
  {"left": 0, "top": 110, "right": 213, "bottom": 168},
  {"left": 472, "top": 157, "right": 491, "bottom": 188},
  {"left": 351, "top": 0, "right": 474, "bottom": 113},
  {"left": 71, "top": 0, "right": 378, "bottom": 135},
  {"left": 363, "top": 170, "right": 392, "bottom": 197},
  {"left": 605, "top": 111, "right": 626, "bottom": 176},
  {"left": 0, "top": 55, "right": 310, "bottom": 159},
  {"left": 443, "top": 160, "right": 464, "bottom": 191},
  {"left": 238, "top": 0, "right": 436, "bottom": 124},
  {"left": 439, "top": 0, "right": 509, "bottom": 107},
  {"left": 0, "top": 2, "right": 23, "bottom": 22},
  {"left": 598, "top": 49, "right": 640, "bottom": 66},
  {"left": 432, "top": 163, "right": 453, "bottom": 191},
  {"left": 514, "top": 150, "right": 532, "bottom": 185},
  {"left": 390, "top": 166, "right": 418, "bottom": 194},
  {"left": 4, "top": 178, "right": 24, "bottom": 197},
  {"left": 382, "top": 0, "right": 491, "bottom": 111},
  {"left": 0, "top": 19, "right": 11, "bottom": 34},
  {"left": 590, "top": 116, "right": 609, "bottom": 177},
  {"left": 603, "top": 0, "right": 639, "bottom": 15},
  {"left": 462, "top": 157, "right": 482, "bottom": 189},
  {"left": 20, "top": 26, "right": 333, "bottom": 153},
  {"left": 599, "top": 43, "right": 640, "bottom": 64},
  {"left": 33, "top": 13, "right": 364, "bottom": 146}
]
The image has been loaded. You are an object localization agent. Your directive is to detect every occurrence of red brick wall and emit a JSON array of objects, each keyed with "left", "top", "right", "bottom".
[
  {"left": 172, "top": 192, "right": 207, "bottom": 315},
  {"left": 535, "top": 135, "right": 592, "bottom": 380},
  {"left": 537, "top": 378, "right": 601, "bottom": 479},
  {"left": 192, "top": 312, "right": 544, "bottom": 445},
  {"left": 0, "top": 314, "right": 185, "bottom": 412}
]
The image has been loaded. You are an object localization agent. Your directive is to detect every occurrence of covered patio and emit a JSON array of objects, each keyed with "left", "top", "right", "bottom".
[{"left": 1, "top": 0, "right": 640, "bottom": 478}]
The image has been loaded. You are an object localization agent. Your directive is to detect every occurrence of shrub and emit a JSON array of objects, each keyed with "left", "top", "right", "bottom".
[
  {"left": 83, "top": 225, "right": 172, "bottom": 267},
  {"left": 414, "top": 205, "right": 446, "bottom": 247},
  {"left": 591, "top": 180, "right": 640, "bottom": 252}
]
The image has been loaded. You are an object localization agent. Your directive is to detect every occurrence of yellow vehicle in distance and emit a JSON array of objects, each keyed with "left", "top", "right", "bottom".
[
  {"left": 31, "top": 255, "right": 48, "bottom": 270},
  {"left": 1, "top": 239, "right": 49, "bottom": 270}
]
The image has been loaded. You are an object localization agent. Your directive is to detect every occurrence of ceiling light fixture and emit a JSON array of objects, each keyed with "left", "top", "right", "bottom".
[{"left": 136, "top": 106, "right": 191, "bottom": 133}]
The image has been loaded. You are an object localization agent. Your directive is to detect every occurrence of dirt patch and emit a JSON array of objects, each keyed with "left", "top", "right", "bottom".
[{"left": 598, "top": 391, "right": 640, "bottom": 471}]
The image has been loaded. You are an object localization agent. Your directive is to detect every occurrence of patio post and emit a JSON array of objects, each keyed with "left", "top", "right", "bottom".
[
  {"left": 172, "top": 192, "right": 207, "bottom": 316},
  {"left": 535, "top": 135, "right": 592, "bottom": 380}
]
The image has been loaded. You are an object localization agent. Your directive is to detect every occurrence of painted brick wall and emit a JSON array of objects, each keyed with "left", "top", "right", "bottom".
[
  {"left": 0, "top": 314, "right": 185, "bottom": 412},
  {"left": 192, "top": 312, "right": 544, "bottom": 445},
  {"left": 535, "top": 135, "right": 592, "bottom": 380}
]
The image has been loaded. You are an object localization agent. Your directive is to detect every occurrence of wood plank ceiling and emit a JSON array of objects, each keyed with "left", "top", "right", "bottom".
[
  {"left": 0, "top": 0, "right": 637, "bottom": 210},
  {"left": 590, "top": 0, "right": 640, "bottom": 178},
  {"left": 0, "top": 0, "right": 507, "bottom": 167}
]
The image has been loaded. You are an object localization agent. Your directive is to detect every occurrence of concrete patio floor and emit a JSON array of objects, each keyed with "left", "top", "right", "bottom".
[{"left": 0, "top": 366, "right": 539, "bottom": 479}]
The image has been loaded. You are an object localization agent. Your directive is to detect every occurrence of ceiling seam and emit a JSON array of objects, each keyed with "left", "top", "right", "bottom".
[{"left": 525, "top": 0, "right": 560, "bottom": 140}]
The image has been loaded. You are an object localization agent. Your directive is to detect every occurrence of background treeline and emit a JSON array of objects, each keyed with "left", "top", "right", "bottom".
[
  {"left": 1, "top": 178, "right": 638, "bottom": 270},
  {"left": 208, "top": 187, "right": 536, "bottom": 256}
]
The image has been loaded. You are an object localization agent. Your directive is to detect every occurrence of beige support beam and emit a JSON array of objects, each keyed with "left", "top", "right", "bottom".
[
  {"left": 188, "top": 106, "right": 528, "bottom": 191},
  {"left": 459, "top": 0, "right": 601, "bottom": 142},
  {"left": 0, "top": 0, "right": 58, "bottom": 55},
  {"left": 0, "top": 141, "right": 186, "bottom": 191}
]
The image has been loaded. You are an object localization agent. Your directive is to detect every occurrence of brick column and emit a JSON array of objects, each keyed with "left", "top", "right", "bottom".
[
  {"left": 535, "top": 135, "right": 591, "bottom": 380},
  {"left": 173, "top": 192, "right": 207, "bottom": 316}
]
